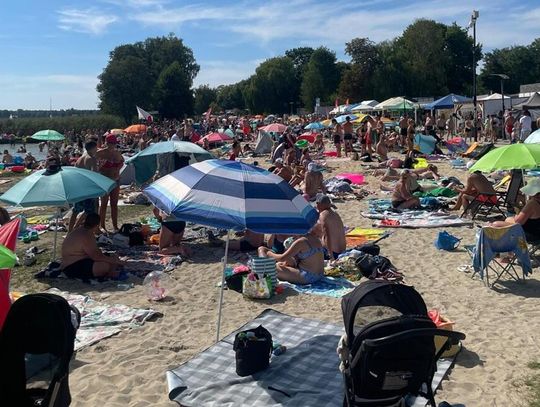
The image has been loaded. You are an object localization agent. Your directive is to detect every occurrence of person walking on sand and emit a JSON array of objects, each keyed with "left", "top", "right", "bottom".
[
  {"left": 342, "top": 116, "right": 354, "bottom": 157},
  {"left": 332, "top": 118, "right": 343, "bottom": 157}
]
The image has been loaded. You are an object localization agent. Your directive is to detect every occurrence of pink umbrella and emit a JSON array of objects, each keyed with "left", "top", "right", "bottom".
[
  {"left": 197, "top": 132, "right": 233, "bottom": 145},
  {"left": 0, "top": 217, "right": 21, "bottom": 330},
  {"left": 261, "top": 123, "right": 288, "bottom": 133}
]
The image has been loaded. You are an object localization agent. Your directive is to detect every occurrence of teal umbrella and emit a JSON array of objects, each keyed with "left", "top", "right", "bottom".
[
  {"left": 0, "top": 166, "right": 116, "bottom": 260},
  {"left": 125, "top": 141, "right": 213, "bottom": 185},
  {"left": 31, "top": 129, "right": 65, "bottom": 141}
]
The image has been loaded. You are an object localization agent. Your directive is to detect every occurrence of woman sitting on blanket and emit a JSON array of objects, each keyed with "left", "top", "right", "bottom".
[
  {"left": 153, "top": 207, "right": 191, "bottom": 257},
  {"left": 258, "top": 229, "right": 325, "bottom": 285},
  {"left": 391, "top": 170, "right": 421, "bottom": 209}
]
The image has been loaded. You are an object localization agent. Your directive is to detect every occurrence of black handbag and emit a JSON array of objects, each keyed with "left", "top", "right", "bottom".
[{"left": 233, "top": 325, "right": 273, "bottom": 377}]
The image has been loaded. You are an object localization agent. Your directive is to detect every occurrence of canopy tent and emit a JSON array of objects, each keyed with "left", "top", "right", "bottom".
[
  {"left": 125, "top": 141, "right": 213, "bottom": 185},
  {"left": 374, "top": 97, "right": 417, "bottom": 111},
  {"left": 423, "top": 94, "right": 472, "bottom": 110},
  {"left": 329, "top": 104, "right": 353, "bottom": 115},
  {"left": 414, "top": 134, "right": 437, "bottom": 154},
  {"left": 477, "top": 93, "right": 511, "bottom": 102},
  {"left": 514, "top": 92, "right": 540, "bottom": 109},
  {"left": 253, "top": 132, "right": 273, "bottom": 154}
]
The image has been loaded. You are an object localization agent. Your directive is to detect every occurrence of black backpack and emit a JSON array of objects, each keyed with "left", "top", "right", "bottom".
[{"left": 119, "top": 223, "right": 144, "bottom": 246}]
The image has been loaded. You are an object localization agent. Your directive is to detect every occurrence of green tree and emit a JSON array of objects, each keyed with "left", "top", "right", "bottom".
[
  {"left": 479, "top": 41, "right": 539, "bottom": 94},
  {"left": 301, "top": 47, "right": 339, "bottom": 110},
  {"left": 285, "top": 47, "right": 315, "bottom": 105},
  {"left": 193, "top": 85, "right": 217, "bottom": 115},
  {"left": 97, "top": 56, "right": 153, "bottom": 123},
  {"left": 243, "top": 57, "right": 296, "bottom": 114},
  {"left": 338, "top": 38, "right": 379, "bottom": 101},
  {"left": 216, "top": 81, "right": 247, "bottom": 110},
  {"left": 97, "top": 34, "right": 199, "bottom": 122},
  {"left": 154, "top": 62, "right": 193, "bottom": 119},
  {"left": 445, "top": 23, "right": 481, "bottom": 95}
]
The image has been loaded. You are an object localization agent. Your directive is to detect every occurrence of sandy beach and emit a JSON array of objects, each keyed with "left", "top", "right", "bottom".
[{"left": 7, "top": 153, "right": 536, "bottom": 407}]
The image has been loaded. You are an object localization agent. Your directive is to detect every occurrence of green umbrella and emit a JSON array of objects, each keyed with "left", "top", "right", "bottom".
[
  {"left": 0, "top": 244, "right": 17, "bottom": 269},
  {"left": 31, "top": 129, "right": 65, "bottom": 141},
  {"left": 470, "top": 143, "right": 540, "bottom": 172}
]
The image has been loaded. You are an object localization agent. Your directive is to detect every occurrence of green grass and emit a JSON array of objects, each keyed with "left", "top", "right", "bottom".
[{"left": 525, "top": 361, "right": 540, "bottom": 407}]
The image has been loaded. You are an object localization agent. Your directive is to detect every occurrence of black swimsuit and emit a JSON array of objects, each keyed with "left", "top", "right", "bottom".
[{"left": 523, "top": 217, "right": 540, "bottom": 241}]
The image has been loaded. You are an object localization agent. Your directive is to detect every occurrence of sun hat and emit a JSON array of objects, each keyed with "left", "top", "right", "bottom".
[
  {"left": 105, "top": 134, "right": 118, "bottom": 144},
  {"left": 521, "top": 178, "right": 540, "bottom": 196}
]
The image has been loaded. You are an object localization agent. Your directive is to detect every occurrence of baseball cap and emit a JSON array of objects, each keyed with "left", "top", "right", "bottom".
[
  {"left": 105, "top": 134, "right": 118, "bottom": 144},
  {"left": 315, "top": 193, "right": 336, "bottom": 208}
]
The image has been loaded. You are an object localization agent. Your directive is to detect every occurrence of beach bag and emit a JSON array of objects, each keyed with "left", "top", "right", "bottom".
[
  {"left": 242, "top": 273, "right": 272, "bottom": 299},
  {"left": 355, "top": 254, "right": 395, "bottom": 279},
  {"left": 353, "top": 243, "right": 380, "bottom": 256},
  {"left": 225, "top": 269, "right": 250, "bottom": 293},
  {"left": 233, "top": 325, "right": 273, "bottom": 377},
  {"left": 119, "top": 223, "right": 144, "bottom": 246},
  {"left": 434, "top": 231, "right": 461, "bottom": 251}
]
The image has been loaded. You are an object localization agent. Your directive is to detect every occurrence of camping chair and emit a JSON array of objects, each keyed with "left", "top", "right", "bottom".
[
  {"left": 497, "top": 170, "right": 524, "bottom": 212},
  {"left": 340, "top": 280, "right": 465, "bottom": 406},
  {"left": 460, "top": 142, "right": 478, "bottom": 158},
  {"left": 461, "top": 192, "right": 506, "bottom": 220},
  {"left": 0, "top": 293, "right": 80, "bottom": 407},
  {"left": 465, "top": 224, "right": 532, "bottom": 288}
]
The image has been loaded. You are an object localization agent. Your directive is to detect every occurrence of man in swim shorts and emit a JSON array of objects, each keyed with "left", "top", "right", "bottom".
[{"left": 315, "top": 194, "right": 346, "bottom": 259}]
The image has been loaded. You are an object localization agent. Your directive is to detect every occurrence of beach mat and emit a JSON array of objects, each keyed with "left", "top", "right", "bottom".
[
  {"left": 362, "top": 211, "right": 473, "bottom": 229},
  {"left": 279, "top": 276, "right": 355, "bottom": 298},
  {"left": 166, "top": 309, "right": 459, "bottom": 406},
  {"left": 47, "top": 288, "right": 160, "bottom": 350}
]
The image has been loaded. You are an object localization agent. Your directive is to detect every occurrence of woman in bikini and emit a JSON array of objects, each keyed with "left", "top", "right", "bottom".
[
  {"left": 332, "top": 119, "right": 343, "bottom": 158},
  {"left": 96, "top": 134, "right": 124, "bottom": 232},
  {"left": 258, "top": 229, "right": 324, "bottom": 284}
]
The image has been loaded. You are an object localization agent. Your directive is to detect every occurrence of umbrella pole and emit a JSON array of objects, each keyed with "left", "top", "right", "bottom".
[
  {"left": 216, "top": 231, "right": 230, "bottom": 343},
  {"left": 51, "top": 209, "right": 60, "bottom": 262}
]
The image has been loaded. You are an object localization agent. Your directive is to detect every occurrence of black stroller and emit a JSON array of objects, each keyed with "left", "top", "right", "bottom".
[
  {"left": 340, "top": 280, "right": 465, "bottom": 407},
  {"left": 0, "top": 293, "right": 80, "bottom": 407}
]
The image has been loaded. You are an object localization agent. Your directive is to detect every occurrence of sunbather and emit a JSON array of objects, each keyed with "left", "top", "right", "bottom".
[
  {"left": 153, "top": 207, "right": 191, "bottom": 256},
  {"left": 227, "top": 230, "right": 265, "bottom": 252},
  {"left": 451, "top": 170, "right": 496, "bottom": 211},
  {"left": 303, "top": 162, "right": 326, "bottom": 200},
  {"left": 272, "top": 158, "right": 293, "bottom": 182},
  {"left": 391, "top": 170, "right": 420, "bottom": 209},
  {"left": 314, "top": 194, "right": 346, "bottom": 259},
  {"left": 258, "top": 229, "right": 325, "bottom": 284}
]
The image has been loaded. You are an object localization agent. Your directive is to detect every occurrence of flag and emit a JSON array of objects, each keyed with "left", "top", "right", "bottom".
[
  {"left": 335, "top": 98, "right": 339, "bottom": 108},
  {"left": 136, "top": 106, "right": 153, "bottom": 123}
]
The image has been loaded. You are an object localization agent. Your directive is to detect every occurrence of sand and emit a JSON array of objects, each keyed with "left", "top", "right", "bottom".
[{"left": 19, "top": 155, "right": 540, "bottom": 406}]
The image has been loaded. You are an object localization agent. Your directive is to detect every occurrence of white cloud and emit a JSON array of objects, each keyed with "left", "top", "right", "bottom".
[{"left": 57, "top": 8, "right": 118, "bottom": 35}]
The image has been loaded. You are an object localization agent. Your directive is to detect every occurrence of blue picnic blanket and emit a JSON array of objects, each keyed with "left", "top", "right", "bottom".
[
  {"left": 368, "top": 198, "right": 444, "bottom": 213},
  {"left": 281, "top": 276, "right": 355, "bottom": 298}
]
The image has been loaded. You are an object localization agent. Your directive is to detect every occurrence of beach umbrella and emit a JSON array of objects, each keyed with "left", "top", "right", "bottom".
[
  {"left": 125, "top": 141, "right": 214, "bottom": 184},
  {"left": 143, "top": 159, "right": 319, "bottom": 341},
  {"left": 304, "top": 122, "right": 324, "bottom": 130},
  {"left": 0, "top": 218, "right": 20, "bottom": 330},
  {"left": 197, "top": 132, "right": 233, "bottom": 145},
  {"left": 124, "top": 124, "right": 147, "bottom": 134},
  {"left": 223, "top": 128, "right": 235, "bottom": 138},
  {"left": 469, "top": 143, "right": 540, "bottom": 172},
  {"left": 260, "top": 123, "right": 288, "bottom": 133},
  {"left": 525, "top": 129, "right": 540, "bottom": 144},
  {"left": 335, "top": 114, "right": 358, "bottom": 124},
  {"left": 298, "top": 133, "right": 316, "bottom": 143},
  {"left": 31, "top": 129, "right": 65, "bottom": 141},
  {"left": 0, "top": 167, "right": 116, "bottom": 260}
]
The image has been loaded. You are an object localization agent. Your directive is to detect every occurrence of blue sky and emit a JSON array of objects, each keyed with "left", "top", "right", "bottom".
[{"left": 1, "top": 0, "right": 539, "bottom": 110}]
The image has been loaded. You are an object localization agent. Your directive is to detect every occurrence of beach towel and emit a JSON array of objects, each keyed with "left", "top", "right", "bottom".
[
  {"left": 345, "top": 227, "right": 386, "bottom": 247},
  {"left": 363, "top": 210, "right": 473, "bottom": 229},
  {"left": 46, "top": 288, "right": 160, "bottom": 350},
  {"left": 279, "top": 276, "right": 355, "bottom": 298},
  {"left": 414, "top": 187, "right": 458, "bottom": 198},
  {"left": 368, "top": 198, "right": 446, "bottom": 213},
  {"left": 166, "top": 309, "right": 460, "bottom": 407}
]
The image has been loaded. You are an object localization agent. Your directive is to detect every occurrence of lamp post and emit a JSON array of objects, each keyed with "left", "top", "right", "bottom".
[
  {"left": 490, "top": 73, "right": 509, "bottom": 139},
  {"left": 470, "top": 10, "right": 479, "bottom": 141}
]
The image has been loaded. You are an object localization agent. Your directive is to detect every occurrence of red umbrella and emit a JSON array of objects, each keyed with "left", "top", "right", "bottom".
[
  {"left": 298, "top": 133, "right": 316, "bottom": 143},
  {"left": 197, "top": 132, "right": 233, "bottom": 144},
  {"left": 260, "top": 123, "right": 288, "bottom": 133},
  {"left": 0, "top": 217, "right": 21, "bottom": 330}
]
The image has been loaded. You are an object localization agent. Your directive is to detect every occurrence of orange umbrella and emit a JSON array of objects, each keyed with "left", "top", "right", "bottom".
[{"left": 124, "top": 124, "right": 147, "bottom": 134}]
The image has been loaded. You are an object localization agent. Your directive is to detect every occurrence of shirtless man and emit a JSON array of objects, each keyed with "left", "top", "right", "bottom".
[
  {"left": 451, "top": 171, "right": 496, "bottom": 211},
  {"left": 273, "top": 158, "right": 293, "bottom": 182},
  {"left": 342, "top": 116, "right": 354, "bottom": 157},
  {"left": 399, "top": 116, "right": 408, "bottom": 146},
  {"left": 315, "top": 194, "right": 346, "bottom": 259},
  {"left": 69, "top": 141, "right": 99, "bottom": 231},
  {"left": 375, "top": 135, "right": 388, "bottom": 161},
  {"left": 2, "top": 150, "right": 13, "bottom": 165},
  {"left": 303, "top": 162, "right": 326, "bottom": 200},
  {"left": 61, "top": 213, "right": 124, "bottom": 280}
]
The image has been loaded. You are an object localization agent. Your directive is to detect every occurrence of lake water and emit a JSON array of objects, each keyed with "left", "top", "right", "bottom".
[{"left": 3, "top": 143, "right": 57, "bottom": 161}]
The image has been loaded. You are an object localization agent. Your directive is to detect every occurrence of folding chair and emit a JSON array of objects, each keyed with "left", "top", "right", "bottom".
[
  {"left": 465, "top": 224, "right": 532, "bottom": 288},
  {"left": 497, "top": 170, "right": 524, "bottom": 212},
  {"left": 462, "top": 192, "right": 506, "bottom": 220}
]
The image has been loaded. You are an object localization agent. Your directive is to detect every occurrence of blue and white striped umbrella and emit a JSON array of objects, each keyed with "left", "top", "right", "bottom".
[{"left": 143, "top": 159, "right": 318, "bottom": 234}]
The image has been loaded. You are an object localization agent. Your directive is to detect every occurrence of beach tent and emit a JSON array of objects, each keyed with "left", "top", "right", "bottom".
[
  {"left": 374, "top": 97, "right": 417, "bottom": 111},
  {"left": 515, "top": 92, "right": 540, "bottom": 109},
  {"left": 143, "top": 160, "right": 318, "bottom": 341},
  {"left": 125, "top": 141, "right": 213, "bottom": 185},
  {"left": 253, "top": 132, "right": 273, "bottom": 154},
  {"left": 119, "top": 163, "right": 137, "bottom": 186},
  {"left": 351, "top": 100, "right": 379, "bottom": 112},
  {"left": 424, "top": 94, "right": 472, "bottom": 110},
  {"left": 414, "top": 134, "right": 437, "bottom": 154}
]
